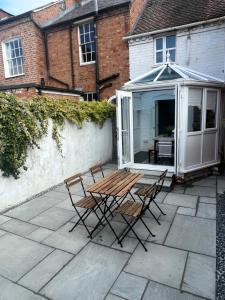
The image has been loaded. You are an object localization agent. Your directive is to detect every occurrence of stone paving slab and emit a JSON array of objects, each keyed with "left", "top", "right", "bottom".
[
  {"left": 0, "top": 276, "right": 45, "bottom": 300},
  {"left": 197, "top": 203, "right": 216, "bottom": 220},
  {"left": 29, "top": 207, "right": 74, "bottom": 230},
  {"left": 177, "top": 207, "right": 196, "bottom": 216},
  {"left": 185, "top": 186, "right": 216, "bottom": 198},
  {"left": 164, "top": 193, "right": 197, "bottom": 209},
  {"left": 141, "top": 202, "right": 177, "bottom": 222},
  {"left": 165, "top": 215, "right": 216, "bottom": 257},
  {"left": 143, "top": 281, "right": 204, "bottom": 300},
  {"left": 0, "top": 233, "right": 52, "bottom": 281},
  {"left": 158, "top": 204, "right": 177, "bottom": 222},
  {"left": 19, "top": 249, "right": 73, "bottom": 293},
  {"left": 192, "top": 178, "right": 216, "bottom": 187},
  {"left": 55, "top": 195, "right": 83, "bottom": 211},
  {"left": 0, "top": 219, "right": 38, "bottom": 237},
  {"left": 111, "top": 272, "right": 148, "bottom": 300},
  {"left": 182, "top": 253, "right": 216, "bottom": 299},
  {"left": 4, "top": 196, "right": 62, "bottom": 221},
  {"left": 43, "top": 190, "right": 69, "bottom": 200},
  {"left": 200, "top": 197, "right": 216, "bottom": 204},
  {"left": 27, "top": 227, "right": 54, "bottom": 243},
  {"left": 0, "top": 215, "right": 10, "bottom": 225},
  {"left": 42, "top": 222, "right": 90, "bottom": 254},
  {"left": 126, "top": 217, "right": 170, "bottom": 244},
  {"left": 0, "top": 229, "right": 6, "bottom": 237},
  {"left": 93, "top": 221, "right": 126, "bottom": 247},
  {"left": 111, "top": 236, "right": 139, "bottom": 253},
  {"left": 125, "top": 243, "right": 187, "bottom": 289},
  {"left": 41, "top": 243, "right": 130, "bottom": 300},
  {"left": 154, "top": 191, "right": 168, "bottom": 203},
  {"left": 105, "top": 294, "right": 124, "bottom": 300},
  {"left": 147, "top": 220, "right": 171, "bottom": 244},
  {"left": 171, "top": 185, "right": 185, "bottom": 194}
]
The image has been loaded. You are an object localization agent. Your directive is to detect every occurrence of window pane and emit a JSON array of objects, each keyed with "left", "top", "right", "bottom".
[
  {"left": 166, "top": 35, "right": 176, "bottom": 48},
  {"left": 188, "top": 88, "right": 202, "bottom": 132},
  {"left": 4, "top": 38, "right": 24, "bottom": 76},
  {"left": 169, "top": 49, "right": 176, "bottom": 62},
  {"left": 79, "top": 22, "right": 96, "bottom": 63},
  {"left": 156, "top": 51, "right": 163, "bottom": 63},
  {"left": 156, "top": 38, "right": 163, "bottom": 50},
  {"left": 206, "top": 91, "right": 217, "bottom": 128},
  {"left": 79, "top": 25, "right": 84, "bottom": 34}
]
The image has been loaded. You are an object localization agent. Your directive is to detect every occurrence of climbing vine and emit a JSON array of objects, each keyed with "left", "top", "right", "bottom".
[{"left": 0, "top": 93, "right": 115, "bottom": 179}]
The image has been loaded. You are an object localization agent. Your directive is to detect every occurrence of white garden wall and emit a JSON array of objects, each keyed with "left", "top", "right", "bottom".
[{"left": 0, "top": 120, "right": 112, "bottom": 212}]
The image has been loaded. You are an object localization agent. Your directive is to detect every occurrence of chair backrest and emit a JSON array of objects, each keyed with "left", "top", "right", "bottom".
[
  {"left": 64, "top": 173, "right": 86, "bottom": 204},
  {"left": 143, "top": 183, "right": 157, "bottom": 211},
  {"left": 90, "top": 164, "right": 104, "bottom": 183},
  {"left": 158, "top": 141, "right": 173, "bottom": 158},
  {"left": 156, "top": 169, "right": 168, "bottom": 194}
]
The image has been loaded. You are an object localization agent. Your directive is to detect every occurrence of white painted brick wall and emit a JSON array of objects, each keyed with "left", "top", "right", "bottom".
[{"left": 129, "top": 23, "right": 225, "bottom": 81}]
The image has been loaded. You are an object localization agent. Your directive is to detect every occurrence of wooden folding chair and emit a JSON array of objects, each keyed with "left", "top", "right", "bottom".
[
  {"left": 64, "top": 173, "right": 103, "bottom": 238},
  {"left": 135, "top": 169, "right": 168, "bottom": 224},
  {"left": 115, "top": 183, "right": 157, "bottom": 251},
  {"left": 90, "top": 164, "right": 104, "bottom": 183}
]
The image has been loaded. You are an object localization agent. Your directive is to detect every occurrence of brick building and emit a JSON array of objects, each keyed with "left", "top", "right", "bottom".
[{"left": 0, "top": 0, "right": 145, "bottom": 100}]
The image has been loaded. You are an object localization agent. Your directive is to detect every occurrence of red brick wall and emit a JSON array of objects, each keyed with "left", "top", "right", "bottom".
[
  {"left": 32, "top": 4, "right": 64, "bottom": 26},
  {"left": 0, "top": 18, "right": 46, "bottom": 86},
  {"left": 46, "top": 27, "right": 73, "bottom": 88},
  {"left": 130, "top": 0, "right": 146, "bottom": 31},
  {"left": 45, "top": 6, "right": 130, "bottom": 98},
  {"left": 98, "top": 8, "right": 130, "bottom": 99}
]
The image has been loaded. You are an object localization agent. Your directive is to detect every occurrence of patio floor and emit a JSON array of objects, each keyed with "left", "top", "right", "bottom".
[{"left": 0, "top": 163, "right": 222, "bottom": 300}]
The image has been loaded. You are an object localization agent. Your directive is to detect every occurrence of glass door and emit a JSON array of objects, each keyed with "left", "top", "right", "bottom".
[{"left": 117, "top": 91, "right": 133, "bottom": 169}]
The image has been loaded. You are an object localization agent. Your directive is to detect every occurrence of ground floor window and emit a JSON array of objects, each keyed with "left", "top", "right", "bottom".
[{"left": 83, "top": 92, "right": 97, "bottom": 101}]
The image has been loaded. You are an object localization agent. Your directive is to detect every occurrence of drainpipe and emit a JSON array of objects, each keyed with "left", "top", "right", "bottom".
[
  {"left": 94, "top": 0, "right": 100, "bottom": 100},
  {"left": 43, "top": 31, "right": 70, "bottom": 88},
  {"left": 69, "top": 23, "right": 75, "bottom": 88}
]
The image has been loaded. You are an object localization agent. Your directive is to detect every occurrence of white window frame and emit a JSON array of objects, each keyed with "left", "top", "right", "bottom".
[
  {"left": 2, "top": 37, "right": 24, "bottom": 78},
  {"left": 83, "top": 92, "right": 97, "bottom": 101},
  {"left": 155, "top": 35, "right": 176, "bottom": 64},
  {"left": 78, "top": 22, "right": 96, "bottom": 66}
]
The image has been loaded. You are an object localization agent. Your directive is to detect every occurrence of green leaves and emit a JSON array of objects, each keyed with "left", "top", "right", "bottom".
[{"left": 0, "top": 93, "right": 115, "bottom": 178}]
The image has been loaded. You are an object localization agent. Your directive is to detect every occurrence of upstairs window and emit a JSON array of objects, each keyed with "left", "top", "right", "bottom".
[
  {"left": 155, "top": 35, "right": 176, "bottom": 64},
  {"left": 78, "top": 22, "right": 96, "bottom": 64},
  {"left": 2, "top": 38, "right": 24, "bottom": 77}
]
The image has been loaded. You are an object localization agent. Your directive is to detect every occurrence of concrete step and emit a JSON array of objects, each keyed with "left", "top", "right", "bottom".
[{"left": 130, "top": 168, "right": 174, "bottom": 178}]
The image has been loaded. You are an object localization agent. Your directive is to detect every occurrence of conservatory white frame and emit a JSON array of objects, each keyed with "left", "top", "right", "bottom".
[{"left": 117, "top": 63, "right": 224, "bottom": 175}]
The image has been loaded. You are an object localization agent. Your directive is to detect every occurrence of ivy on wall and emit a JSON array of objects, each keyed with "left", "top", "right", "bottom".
[{"left": 0, "top": 93, "right": 115, "bottom": 179}]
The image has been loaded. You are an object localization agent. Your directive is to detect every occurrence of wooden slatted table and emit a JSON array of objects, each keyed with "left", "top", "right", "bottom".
[
  {"left": 86, "top": 170, "right": 142, "bottom": 197},
  {"left": 86, "top": 171, "right": 143, "bottom": 244}
]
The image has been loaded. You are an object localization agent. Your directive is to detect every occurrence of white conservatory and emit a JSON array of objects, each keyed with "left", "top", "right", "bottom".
[{"left": 116, "top": 63, "right": 224, "bottom": 176}]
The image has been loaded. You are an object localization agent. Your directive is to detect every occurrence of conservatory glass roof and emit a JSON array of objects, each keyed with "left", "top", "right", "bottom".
[{"left": 124, "top": 63, "right": 224, "bottom": 88}]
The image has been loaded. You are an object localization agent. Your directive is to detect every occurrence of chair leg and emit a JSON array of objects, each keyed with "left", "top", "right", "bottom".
[
  {"left": 119, "top": 215, "right": 148, "bottom": 252},
  {"left": 90, "top": 193, "right": 123, "bottom": 248},
  {"left": 69, "top": 208, "right": 93, "bottom": 238},
  {"left": 139, "top": 217, "right": 155, "bottom": 237},
  {"left": 153, "top": 200, "right": 166, "bottom": 215},
  {"left": 148, "top": 208, "right": 161, "bottom": 225},
  {"left": 128, "top": 190, "right": 136, "bottom": 202}
]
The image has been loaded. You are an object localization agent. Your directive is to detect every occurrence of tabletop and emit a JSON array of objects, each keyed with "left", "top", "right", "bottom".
[{"left": 86, "top": 170, "right": 142, "bottom": 197}]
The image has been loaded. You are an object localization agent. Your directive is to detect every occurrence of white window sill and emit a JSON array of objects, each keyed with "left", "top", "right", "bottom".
[
  {"left": 5, "top": 73, "right": 25, "bottom": 79},
  {"left": 80, "top": 61, "right": 96, "bottom": 66}
]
